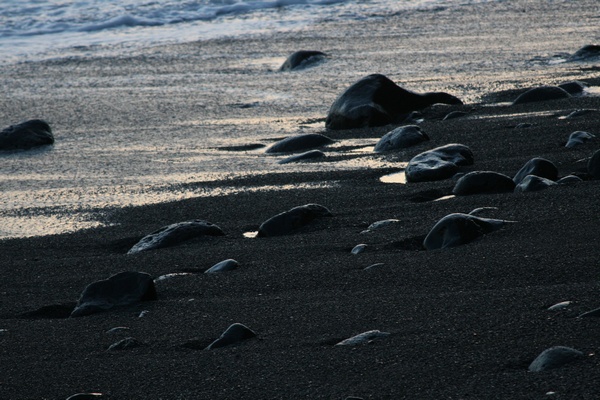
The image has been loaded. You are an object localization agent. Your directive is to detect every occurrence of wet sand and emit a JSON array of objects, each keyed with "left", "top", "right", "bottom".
[{"left": 2, "top": 0, "right": 600, "bottom": 398}]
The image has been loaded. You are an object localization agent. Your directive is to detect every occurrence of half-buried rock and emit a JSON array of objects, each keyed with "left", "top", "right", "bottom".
[
  {"left": 0, "top": 119, "right": 54, "bottom": 150},
  {"left": 588, "top": 149, "right": 600, "bottom": 179},
  {"left": 373, "top": 125, "right": 429, "bottom": 152},
  {"left": 335, "top": 330, "right": 391, "bottom": 346},
  {"left": 205, "top": 323, "right": 256, "bottom": 350},
  {"left": 528, "top": 346, "right": 584, "bottom": 372},
  {"left": 405, "top": 144, "right": 474, "bottom": 183},
  {"left": 325, "top": 74, "right": 462, "bottom": 130},
  {"left": 513, "top": 157, "right": 558, "bottom": 184},
  {"left": 565, "top": 131, "right": 595, "bottom": 148},
  {"left": 266, "top": 134, "right": 334, "bottom": 154},
  {"left": 70, "top": 271, "right": 157, "bottom": 317},
  {"left": 257, "top": 203, "right": 332, "bottom": 237},
  {"left": 128, "top": 219, "right": 225, "bottom": 254},
  {"left": 279, "top": 150, "right": 325, "bottom": 164},
  {"left": 204, "top": 259, "right": 239, "bottom": 274},
  {"left": 514, "top": 175, "right": 557, "bottom": 193},
  {"left": 453, "top": 171, "right": 515, "bottom": 195},
  {"left": 512, "top": 86, "right": 571, "bottom": 105},
  {"left": 279, "top": 50, "right": 326, "bottom": 71},
  {"left": 423, "top": 213, "right": 508, "bottom": 250}
]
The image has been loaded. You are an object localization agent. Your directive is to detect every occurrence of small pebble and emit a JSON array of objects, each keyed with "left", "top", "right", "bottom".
[
  {"left": 351, "top": 244, "right": 367, "bottom": 255},
  {"left": 138, "top": 310, "right": 149, "bottom": 318},
  {"left": 547, "top": 301, "right": 572, "bottom": 311},
  {"left": 363, "top": 263, "right": 385, "bottom": 271},
  {"left": 336, "top": 330, "right": 391, "bottom": 346}
]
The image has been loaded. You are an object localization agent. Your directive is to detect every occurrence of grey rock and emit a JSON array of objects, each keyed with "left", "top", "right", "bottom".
[
  {"left": 405, "top": 144, "right": 474, "bottom": 183},
  {"left": 364, "top": 219, "right": 400, "bottom": 232},
  {"left": 66, "top": 393, "right": 104, "bottom": 400},
  {"left": 257, "top": 203, "right": 332, "bottom": 237},
  {"left": 335, "top": 330, "right": 391, "bottom": 346},
  {"left": 512, "top": 86, "right": 571, "bottom": 105},
  {"left": 547, "top": 301, "right": 572, "bottom": 311},
  {"left": 205, "top": 323, "right": 256, "bottom": 350},
  {"left": 105, "top": 326, "right": 131, "bottom": 334},
  {"left": 452, "top": 171, "right": 515, "bottom": 195},
  {"left": 279, "top": 50, "right": 326, "bottom": 71},
  {"left": 128, "top": 219, "right": 225, "bottom": 254},
  {"left": 589, "top": 149, "right": 600, "bottom": 179},
  {"left": 565, "top": 131, "right": 595, "bottom": 148},
  {"left": 107, "top": 337, "right": 146, "bottom": 351},
  {"left": 70, "top": 271, "right": 157, "bottom": 317},
  {"left": 513, "top": 157, "right": 558, "bottom": 184},
  {"left": 351, "top": 244, "right": 367, "bottom": 255},
  {"left": 373, "top": 125, "right": 429, "bottom": 152},
  {"left": 562, "top": 109, "right": 595, "bottom": 119},
  {"left": 0, "top": 119, "right": 54, "bottom": 150},
  {"left": 325, "top": 74, "right": 462, "bottom": 130},
  {"left": 514, "top": 175, "right": 557, "bottom": 193},
  {"left": 528, "top": 346, "right": 584, "bottom": 372},
  {"left": 205, "top": 259, "right": 239, "bottom": 274},
  {"left": 557, "top": 175, "right": 583, "bottom": 185},
  {"left": 423, "top": 213, "right": 507, "bottom": 250},
  {"left": 266, "top": 134, "right": 334, "bottom": 154},
  {"left": 278, "top": 150, "right": 325, "bottom": 164},
  {"left": 363, "top": 263, "right": 385, "bottom": 271}
]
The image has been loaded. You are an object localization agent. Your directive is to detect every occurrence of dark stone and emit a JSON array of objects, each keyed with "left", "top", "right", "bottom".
[
  {"left": 405, "top": 144, "right": 474, "bottom": 183},
  {"left": 280, "top": 50, "right": 327, "bottom": 71},
  {"left": 512, "top": 86, "right": 571, "bottom": 105},
  {"left": 558, "top": 81, "right": 588, "bottom": 96},
  {"left": 0, "top": 119, "right": 54, "bottom": 150},
  {"left": 563, "top": 109, "right": 595, "bottom": 119},
  {"left": 453, "top": 171, "right": 515, "bottom": 195},
  {"left": 205, "top": 323, "right": 257, "bottom": 350},
  {"left": 565, "top": 131, "right": 595, "bottom": 148},
  {"left": 514, "top": 175, "right": 557, "bottom": 193},
  {"left": 570, "top": 44, "right": 600, "bottom": 60},
  {"left": 205, "top": 259, "right": 239, "bottom": 274},
  {"left": 335, "top": 330, "right": 391, "bottom": 346},
  {"left": 588, "top": 149, "right": 600, "bottom": 179},
  {"left": 127, "top": 219, "right": 225, "bottom": 254},
  {"left": 257, "top": 203, "right": 332, "bottom": 237},
  {"left": 373, "top": 125, "right": 429, "bottom": 152},
  {"left": 107, "top": 337, "right": 146, "bottom": 351},
  {"left": 278, "top": 150, "right": 325, "bottom": 164},
  {"left": 513, "top": 157, "right": 558, "bottom": 184},
  {"left": 325, "top": 74, "right": 462, "bottom": 130},
  {"left": 70, "top": 271, "right": 157, "bottom": 317},
  {"left": 528, "top": 346, "right": 583, "bottom": 372},
  {"left": 266, "top": 134, "right": 334, "bottom": 154},
  {"left": 557, "top": 175, "right": 583, "bottom": 185},
  {"left": 423, "top": 213, "right": 506, "bottom": 250},
  {"left": 20, "top": 302, "right": 76, "bottom": 319}
]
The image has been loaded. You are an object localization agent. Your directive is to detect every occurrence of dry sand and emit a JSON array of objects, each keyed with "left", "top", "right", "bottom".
[{"left": 1, "top": 0, "right": 600, "bottom": 399}]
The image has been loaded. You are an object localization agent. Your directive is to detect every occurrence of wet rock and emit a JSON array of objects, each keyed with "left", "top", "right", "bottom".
[
  {"left": 257, "top": 203, "right": 332, "bottom": 237},
  {"left": 405, "top": 144, "right": 474, "bottom": 183},
  {"left": 512, "top": 86, "right": 571, "bottom": 105},
  {"left": 373, "top": 125, "right": 429, "bottom": 152},
  {"left": 589, "top": 149, "right": 600, "bottom": 179},
  {"left": 107, "top": 337, "right": 146, "bottom": 351},
  {"left": 423, "top": 213, "right": 507, "bottom": 250},
  {"left": 205, "top": 259, "right": 239, "bottom": 274},
  {"left": 565, "top": 131, "right": 595, "bottom": 148},
  {"left": 335, "top": 330, "right": 391, "bottom": 346},
  {"left": 570, "top": 44, "right": 600, "bottom": 61},
  {"left": 279, "top": 150, "right": 325, "bottom": 164},
  {"left": 452, "top": 171, "right": 515, "bottom": 195},
  {"left": 514, "top": 175, "right": 557, "bottom": 193},
  {"left": 266, "top": 134, "right": 334, "bottom": 154},
  {"left": 528, "top": 346, "right": 584, "bottom": 372},
  {"left": 513, "top": 158, "right": 558, "bottom": 184},
  {"left": 0, "top": 119, "right": 54, "bottom": 150},
  {"left": 70, "top": 271, "right": 157, "bottom": 317},
  {"left": 128, "top": 220, "right": 225, "bottom": 254},
  {"left": 325, "top": 74, "right": 462, "bottom": 130},
  {"left": 557, "top": 175, "right": 583, "bottom": 185},
  {"left": 351, "top": 244, "right": 367, "bottom": 255},
  {"left": 205, "top": 323, "right": 256, "bottom": 350},
  {"left": 280, "top": 50, "right": 326, "bottom": 71}
]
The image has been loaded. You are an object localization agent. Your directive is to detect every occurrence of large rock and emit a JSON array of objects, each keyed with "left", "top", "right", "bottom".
[
  {"left": 528, "top": 346, "right": 583, "bottom": 372},
  {"left": 70, "top": 271, "right": 157, "bottom": 317},
  {"left": 588, "top": 149, "right": 600, "bottom": 179},
  {"left": 405, "top": 144, "right": 474, "bottom": 183},
  {"left": 373, "top": 125, "right": 429, "bottom": 152},
  {"left": 423, "top": 213, "right": 507, "bottom": 250},
  {"left": 512, "top": 86, "right": 571, "bottom": 105},
  {"left": 128, "top": 220, "right": 225, "bottom": 254},
  {"left": 325, "top": 74, "right": 462, "bottom": 130},
  {"left": 0, "top": 119, "right": 54, "bottom": 150},
  {"left": 514, "top": 175, "right": 557, "bottom": 193},
  {"left": 513, "top": 158, "right": 558, "bottom": 184},
  {"left": 452, "top": 171, "right": 515, "bottom": 195},
  {"left": 279, "top": 50, "right": 326, "bottom": 71},
  {"left": 257, "top": 203, "right": 332, "bottom": 237},
  {"left": 266, "top": 134, "right": 334, "bottom": 154}
]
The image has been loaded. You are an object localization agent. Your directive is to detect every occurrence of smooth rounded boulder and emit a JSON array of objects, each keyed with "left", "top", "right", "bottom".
[
  {"left": 528, "top": 346, "right": 583, "bottom": 372},
  {"left": 512, "top": 86, "right": 571, "bottom": 105},
  {"left": 70, "top": 271, "right": 157, "bottom": 317},
  {"left": 205, "top": 259, "right": 239, "bottom": 274},
  {"left": 205, "top": 323, "right": 257, "bottom": 350},
  {"left": 452, "top": 171, "right": 515, "bottom": 195},
  {"left": 0, "top": 119, "right": 54, "bottom": 150},
  {"left": 266, "top": 134, "right": 334, "bottom": 154},
  {"left": 373, "top": 125, "right": 429, "bottom": 152},
  {"left": 565, "top": 131, "right": 595, "bottom": 148},
  {"left": 405, "top": 144, "right": 474, "bottom": 183},
  {"left": 514, "top": 175, "right": 557, "bottom": 193},
  {"left": 513, "top": 157, "right": 558, "bottom": 184},
  {"left": 128, "top": 220, "right": 225, "bottom": 254},
  {"left": 257, "top": 203, "right": 332, "bottom": 237},
  {"left": 279, "top": 50, "right": 326, "bottom": 71},
  {"left": 588, "top": 149, "right": 600, "bottom": 179},
  {"left": 423, "top": 213, "right": 507, "bottom": 250},
  {"left": 325, "top": 74, "right": 462, "bottom": 130}
]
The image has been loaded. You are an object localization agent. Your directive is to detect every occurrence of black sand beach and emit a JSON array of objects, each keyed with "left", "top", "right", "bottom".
[{"left": 2, "top": 1, "right": 600, "bottom": 399}]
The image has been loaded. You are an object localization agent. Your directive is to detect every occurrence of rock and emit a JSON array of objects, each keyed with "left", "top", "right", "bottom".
[
  {"left": 127, "top": 219, "right": 225, "bottom": 254},
  {"left": 20, "top": 302, "right": 76, "bottom": 319},
  {"left": 452, "top": 171, "right": 515, "bottom": 195},
  {"left": 70, "top": 271, "right": 157, "bottom": 317},
  {"left": 528, "top": 346, "right": 584, "bottom": 372},
  {"left": 423, "top": 213, "right": 507, "bottom": 250},
  {"left": 565, "top": 131, "right": 595, "bottom": 148},
  {"left": 363, "top": 219, "right": 400, "bottom": 232},
  {"left": 558, "top": 81, "right": 588, "bottom": 96},
  {"left": 106, "top": 326, "right": 131, "bottom": 334},
  {"left": 279, "top": 50, "right": 326, "bottom": 71},
  {"left": 363, "top": 263, "right": 385, "bottom": 271},
  {"left": 562, "top": 109, "right": 595, "bottom": 119},
  {"left": 513, "top": 158, "right": 558, "bottom": 184},
  {"left": 405, "top": 144, "right": 474, "bottom": 183},
  {"left": 514, "top": 175, "right": 557, "bottom": 193},
  {"left": 515, "top": 123, "right": 533, "bottom": 129},
  {"left": 107, "top": 337, "right": 146, "bottom": 351},
  {"left": 66, "top": 393, "right": 104, "bottom": 400},
  {"left": 0, "top": 119, "right": 54, "bottom": 150},
  {"left": 443, "top": 111, "right": 469, "bottom": 120},
  {"left": 278, "top": 150, "right": 325, "bottom": 164},
  {"left": 257, "top": 203, "right": 332, "bottom": 237},
  {"left": 205, "top": 323, "right": 257, "bottom": 350},
  {"left": 266, "top": 134, "right": 334, "bottom": 154},
  {"left": 335, "top": 330, "right": 391, "bottom": 346},
  {"left": 512, "top": 86, "right": 571, "bottom": 105},
  {"left": 589, "top": 149, "right": 600, "bottom": 179},
  {"left": 578, "top": 307, "right": 600, "bottom": 318},
  {"left": 570, "top": 44, "right": 600, "bottom": 60},
  {"left": 557, "top": 175, "right": 583, "bottom": 185},
  {"left": 205, "top": 259, "right": 239, "bottom": 274},
  {"left": 325, "top": 74, "right": 462, "bottom": 130},
  {"left": 373, "top": 125, "right": 429, "bottom": 152},
  {"left": 351, "top": 244, "right": 367, "bottom": 255},
  {"left": 547, "top": 301, "right": 572, "bottom": 311}
]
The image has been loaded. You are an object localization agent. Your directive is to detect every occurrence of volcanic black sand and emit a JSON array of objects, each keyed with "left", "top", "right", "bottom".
[{"left": 2, "top": 1, "right": 600, "bottom": 399}]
